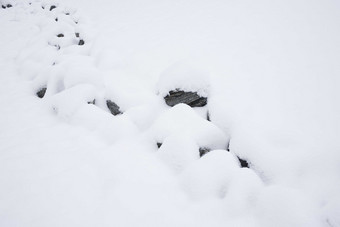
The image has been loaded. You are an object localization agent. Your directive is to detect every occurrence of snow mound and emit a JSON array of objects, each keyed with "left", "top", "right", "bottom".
[
  {"left": 150, "top": 103, "right": 229, "bottom": 150},
  {"left": 49, "top": 84, "right": 97, "bottom": 119},
  {"left": 71, "top": 104, "right": 139, "bottom": 144},
  {"left": 179, "top": 149, "right": 240, "bottom": 200},
  {"left": 223, "top": 168, "right": 264, "bottom": 215},
  {"left": 157, "top": 134, "right": 200, "bottom": 174}
]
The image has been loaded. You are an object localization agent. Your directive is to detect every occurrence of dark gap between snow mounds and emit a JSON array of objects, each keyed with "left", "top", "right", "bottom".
[
  {"left": 74, "top": 33, "right": 84, "bottom": 45},
  {"left": 88, "top": 99, "right": 96, "bottom": 105},
  {"left": 206, "top": 111, "right": 211, "bottom": 121},
  {"left": 199, "top": 147, "right": 210, "bottom": 157},
  {"left": 238, "top": 157, "right": 249, "bottom": 168},
  {"left": 36, "top": 87, "right": 47, "bottom": 98},
  {"left": 78, "top": 39, "right": 85, "bottom": 46},
  {"left": 106, "top": 100, "right": 122, "bottom": 116},
  {"left": 2, "top": 4, "right": 12, "bottom": 9},
  {"left": 164, "top": 90, "right": 207, "bottom": 107}
]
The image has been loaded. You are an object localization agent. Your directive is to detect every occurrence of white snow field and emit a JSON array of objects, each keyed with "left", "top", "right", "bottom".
[{"left": 0, "top": 0, "right": 339, "bottom": 226}]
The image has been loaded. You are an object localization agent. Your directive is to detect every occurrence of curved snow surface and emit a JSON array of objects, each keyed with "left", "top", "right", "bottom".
[{"left": 0, "top": 0, "right": 339, "bottom": 227}]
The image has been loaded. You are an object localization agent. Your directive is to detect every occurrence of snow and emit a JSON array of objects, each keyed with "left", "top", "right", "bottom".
[
  {"left": 149, "top": 103, "right": 229, "bottom": 150},
  {"left": 179, "top": 150, "right": 241, "bottom": 200},
  {"left": 157, "top": 134, "right": 200, "bottom": 174},
  {"left": 156, "top": 61, "right": 210, "bottom": 97},
  {"left": 0, "top": 0, "right": 339, "bottom": 226},
  {"left": 255, "top": 186, "right": 323, "bottom": 227}
]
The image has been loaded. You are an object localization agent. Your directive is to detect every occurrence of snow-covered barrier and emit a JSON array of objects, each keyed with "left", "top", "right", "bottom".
[
  {"left": 150, "top": 104, "right": 229, "bottom": 153},
  {"left": 157, "top": 62, "right": 209, "bottom": 107},
  {"left": 49, "top": 84, "right": 97, "bottom": 118},
  {"left": 157, "top": 134, "right": 200, "bottom": 174},
  {"left": 179, "top": 149, "right": 262, "bottom": 200}
]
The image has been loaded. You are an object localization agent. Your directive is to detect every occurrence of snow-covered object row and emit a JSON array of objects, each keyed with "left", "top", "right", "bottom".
[
  {"left": 10, "top": 0, "right": 244, "bottom": 176},
  {"left": 2, "top": 1, "right": 328, "bottom": 226},
  {"left": 150, "top": 104, "right": 228, "bottom": 151},
  {"left": 12, "top": 0, "right": 230, "bottom": 157}
]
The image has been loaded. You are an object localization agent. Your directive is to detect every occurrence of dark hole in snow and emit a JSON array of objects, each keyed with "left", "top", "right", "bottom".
[
  {"left": 206, "top": 111, "right": 210, "bottom": 121},
  {"left": 36, "top": 87, "right": 47, "bottom": 98},
  {"left": 42, "top": 6, "right": 44, "bottom": 9},
  {"left": 238, "top": 157, "right": 249, "bottom": 168},
  {"left": 157, "top": 142, "right": 162, "bottom": 148},
  {"left": 65, "top": 12, "right": 70, "bottom": 15},
  {"left": 164, "top": 90, "right": 207, "bottom": 107},
  {"left": 88, "top": 99, "right": 96, "bottom": 105},
  {"left": 199, "top": 147, "right": 210, "bottom": 157},
  {"left": 78, "top": 39, "right": 85, "bottom": 46},
  {"left": 55, "top": 18, "right": 58, "bottom": 22},
  {"left": 75, "top": 32, "right": 80, "bottom": 38},
  {"left": 57, "top": 33, "right": 64, "bottom": 38},
  {"left": 106, "top": 100, "right": 122, "bottom": 116},
  {"left": 50, "top": 5, "right": 56, "bottom": 11},
  {"left": 6, "top": 4, "right": 12, "bottom": 8},
  {"left": 2, "top": 5, "right": 6, "bottom": 9}
]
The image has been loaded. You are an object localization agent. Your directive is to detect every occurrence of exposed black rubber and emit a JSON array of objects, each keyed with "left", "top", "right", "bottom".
[
  {"left": 238, "top": 157, "right": 249, "bottom": 168},
  {"left": 78, "top": 39, "right": 85, "bottom": 46},
  {"left": 164, "top": 90, "right": 207, "bottom": 107},
  {"left": 106, "top": 100, "right": 122, "bottom": 116},
  {"left": 36, "top": 87, "right": 47, "bottom": 98},
  {"left": 199, "top": 147, "right": 210, "bottom": 157}
]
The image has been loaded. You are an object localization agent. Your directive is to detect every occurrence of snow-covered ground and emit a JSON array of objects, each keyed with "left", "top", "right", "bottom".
[{"left": 0, "top": 0, "right": 339, "bottom": 226}]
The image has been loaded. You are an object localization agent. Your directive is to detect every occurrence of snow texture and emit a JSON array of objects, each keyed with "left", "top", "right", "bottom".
[{"left": 0, "top": 0, "right": 339, "bottom": 226}]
